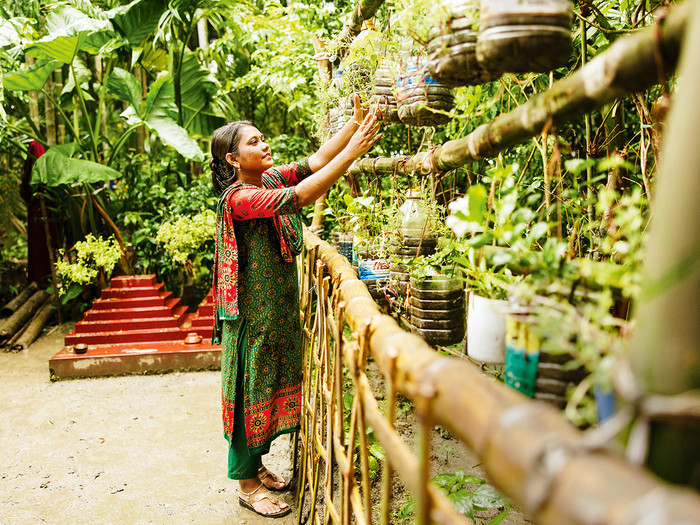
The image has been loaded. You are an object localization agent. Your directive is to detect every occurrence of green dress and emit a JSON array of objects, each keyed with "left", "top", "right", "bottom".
[{"left": 213, "top": 160, "right": 311, "bottom": 479}]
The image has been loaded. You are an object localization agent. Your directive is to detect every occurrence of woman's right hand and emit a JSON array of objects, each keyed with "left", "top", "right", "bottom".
[{"left": 345, "top": 111, "right": 382, "bottom": 159}]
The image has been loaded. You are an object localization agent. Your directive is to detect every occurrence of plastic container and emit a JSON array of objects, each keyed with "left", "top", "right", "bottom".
[{"left": 399, "top": 189, "right": 429, "bottom": 233}]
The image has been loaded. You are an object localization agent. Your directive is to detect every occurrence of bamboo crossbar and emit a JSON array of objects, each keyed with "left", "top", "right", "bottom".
[
  {"left": 300, "top": 228, "right": 700, "bottom": 525},
  {"left": 348, "top": 0, "right": 693, "bottom": 177}
]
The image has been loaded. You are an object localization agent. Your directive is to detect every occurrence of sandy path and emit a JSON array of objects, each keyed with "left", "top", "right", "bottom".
[{"left": 0, "top": 322, "right": 296, "bottom": 525}]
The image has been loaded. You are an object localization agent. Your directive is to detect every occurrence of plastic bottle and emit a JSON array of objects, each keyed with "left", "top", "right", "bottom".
[{"left": 399, "top": 189, "right": 428, "bottom": 235}]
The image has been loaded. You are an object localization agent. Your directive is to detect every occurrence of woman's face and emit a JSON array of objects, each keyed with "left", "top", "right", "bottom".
[{"left": 227, "top": 125, "right": 273, "bottom": 173}]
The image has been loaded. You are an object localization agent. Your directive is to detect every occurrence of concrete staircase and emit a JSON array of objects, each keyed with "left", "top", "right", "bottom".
[{"left": 50, "top": 276, "right": 220, "bottom": 379}]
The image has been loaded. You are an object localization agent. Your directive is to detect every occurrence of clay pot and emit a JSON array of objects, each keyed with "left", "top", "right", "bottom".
[
  {"left": 427, "top": 0, "right": 502, "bottom": 86},
  {"left": 477, "top": 0, "right": 573, "bottom": 73}
]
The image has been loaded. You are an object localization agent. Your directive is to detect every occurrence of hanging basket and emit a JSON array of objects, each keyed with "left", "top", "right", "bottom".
[
  {"left": 396, "top": 60, "right": 455, "bottom": 127},
  {"left": 427, "top": 0, "right": 502, "bottom": 86},
  {"left": 476, "top": 0, "right": 573, "bottom": 73},
  {"left": 370, "top": 64, "right": 401, "bottom": 123}
]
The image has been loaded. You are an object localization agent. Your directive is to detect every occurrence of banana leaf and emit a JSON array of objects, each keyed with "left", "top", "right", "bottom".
[
  {"left": 30, "top": 147, "right": 122, "bottom": 187},
  {"left": 24, "top": 5, "right": 111, "bottom": 64},
  {"left": 108, "top": 0, "right": 167, "bottom": 47},
  {"left": 3, "top": 59, "right": 62, "bottom": 92}
]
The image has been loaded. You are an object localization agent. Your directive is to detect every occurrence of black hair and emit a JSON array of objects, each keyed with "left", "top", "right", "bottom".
[{"left": 210, "top": 120, "right": 254, "bottom": 196}]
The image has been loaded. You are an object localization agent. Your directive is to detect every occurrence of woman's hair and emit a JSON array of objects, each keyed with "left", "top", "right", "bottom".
[{"left": 210, "top": 120, "right": 254, "bottom": 196}]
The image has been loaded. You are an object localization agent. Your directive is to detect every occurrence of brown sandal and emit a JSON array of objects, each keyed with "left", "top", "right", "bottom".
[
  {"left": 238, "top": 482, "right": 291, "bottom": 518},
  {"left": 258, "top": 465, "right": 288, "bottom": 491}
]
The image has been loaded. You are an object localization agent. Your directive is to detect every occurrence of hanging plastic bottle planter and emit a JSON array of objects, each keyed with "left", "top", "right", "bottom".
[
  {"left": 396, "top": 59, "right": 455, "bottom": 127},
  {"left": 427, "top": 0, "right": 502, "bottom": 87},
  {"left": 476, "top": 0, "right": 573, "bottom": 73},
  {"left": 369, "top": 63, "right": 401, "bottom": 123}
]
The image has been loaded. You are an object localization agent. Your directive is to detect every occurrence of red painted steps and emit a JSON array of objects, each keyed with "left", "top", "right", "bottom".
[{"left": 50, "top": 275, "right": 220, "bottom": 379}]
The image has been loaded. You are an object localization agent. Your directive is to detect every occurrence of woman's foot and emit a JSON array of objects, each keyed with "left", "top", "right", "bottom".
[
  {"left": 238, "top": 479, "right": 291, "bottom": 518},
  {"left": 258, "top": 464, "right": 287, "bottom": 491}
]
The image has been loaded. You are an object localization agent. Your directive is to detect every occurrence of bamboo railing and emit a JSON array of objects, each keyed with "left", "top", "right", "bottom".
[
  {"left": 293, "top": 1, "right": 700, "bottom": 523},
  {"left": 295, "top": 231, "right": 700, "bottom": 525}
]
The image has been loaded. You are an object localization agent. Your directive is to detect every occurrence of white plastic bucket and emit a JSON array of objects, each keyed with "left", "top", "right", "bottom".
[{"left": 466, "top": 292, "right": 507, "bottom": 363}]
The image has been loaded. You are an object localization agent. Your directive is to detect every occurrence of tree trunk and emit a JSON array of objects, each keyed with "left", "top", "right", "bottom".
[
  {"left": 45, "top": 72, "right": 56, "bottom": 146},
  {"left": 25, "top": 55, "right": 41, "bottom": 131},
  {"left": 629, "top": 0, "right": 700, "bottom": 490}
]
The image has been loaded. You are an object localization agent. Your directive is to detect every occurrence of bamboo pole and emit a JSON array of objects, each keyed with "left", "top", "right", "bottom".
[
  {"left": 304, "top": 229, "right": 700, "bottom": 525},
  {"left": 333, "top": 0, "right": 386, "bottom": 62},
  {"left": 0, "top": 289, "right": 49, "bottom": 344},
  {"left": 349, "top": 1, "right": 692, "bottom": 177},
  {"left": 1, "top": 282, "right": 38, "bottom": 317},
  {"left": 10, "top": 295, "right": 53, "bottom": 352},
  {"left": 629, "top": 0, "right": 700, "bottom": 490}
]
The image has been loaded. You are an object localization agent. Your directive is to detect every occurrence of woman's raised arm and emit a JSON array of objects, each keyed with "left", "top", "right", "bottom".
[{"left": 295, "top": 111, "right": 381, "bottom": 208}]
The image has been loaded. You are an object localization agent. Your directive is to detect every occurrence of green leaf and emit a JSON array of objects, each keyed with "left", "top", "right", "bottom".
[
  {"left": 472, "top": 484, "right": 509, "bottom": 510},
  {"left": 143, "top": 74, "right": 178, "bottom": 122},
  {"left": 468, "top": 184, "right": 487, "bottom": 222},
  {"left": 3, "top": 59, "right": 62, "bottom": 91},
  {"left": 25, "top": 6, "right": 111, "bottom": 63},
  {"left": 487, "top": 509, "right": 511, "bottom": 525},
  {"left": 107, "top": 68, "right": 143, "bottom": 111},
  {"left": 144, "top": 117, "right": 204, "bottom": 162},
  {"left": 448, "top": 488, "right": 475, "bottom": 519},
  {"left": 108, "top": 0, "right": 166, "bottom": 47},
  {"left": 369, "top": 443, "right": 385, "bottom": 461},
  {"left": 30, "top": 149, "right": 123, "bottom": 187}
]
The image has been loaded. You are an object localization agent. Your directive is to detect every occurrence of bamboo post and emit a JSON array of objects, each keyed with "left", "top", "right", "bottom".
[
  {"left": 349, "top": 1, "right": 692, "bottom": 178},
  {"left": 629, "top": 0, "right": 700, "bottom": 490},
  {"left": 311, "top": 37, "right": 333, "bottom": 233}
]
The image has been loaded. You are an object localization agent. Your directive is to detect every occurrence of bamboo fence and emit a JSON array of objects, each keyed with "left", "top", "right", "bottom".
[
  {"left": 293, "top": 0, "right": 700, "bottom": 523},
  {"left": 295, "top": 230, "right": 700, "bottom": 525}
]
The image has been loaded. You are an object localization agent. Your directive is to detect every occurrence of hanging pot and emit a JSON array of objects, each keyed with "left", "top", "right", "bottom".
[
  {"left": 409, "top": 275, "right": 466, "bottom": 346},
  {"left": 476, "top": 0, "right": 573, "bottom": 73},
  {"left": 370, "top": 64, "right": 401, "bottom": 123},
  {"left": 427, "top": 0, "right": 502, "bottom": 86},
  {"left": 465, "top": 292, "right": 507, "bottom": 363},
  {"left": 396, "top": 60, "right": 455, "bottom": 127},
  {"left": 504, "top": 313, "right": 587, "bottom": 409}
]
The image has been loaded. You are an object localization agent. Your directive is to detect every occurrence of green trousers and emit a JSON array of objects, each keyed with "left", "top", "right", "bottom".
[{"left": 225, "top": 318, "right": 271, "bottom": 480}]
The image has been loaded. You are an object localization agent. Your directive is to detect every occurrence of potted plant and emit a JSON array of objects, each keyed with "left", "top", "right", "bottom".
[
  {"left": 476, "top": 0, "right": 573, "bottom": 73},
  {"left": 427, "top": 0, "right": 503, "bottom": 86}
]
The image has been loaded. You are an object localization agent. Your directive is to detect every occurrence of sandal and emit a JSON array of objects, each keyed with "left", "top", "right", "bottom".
[
  {"left": 258, "top": 465, "right": 288, "bottom": 491},
  {"left": 238, "top": 482, "right": 292, "bottom": 518}
]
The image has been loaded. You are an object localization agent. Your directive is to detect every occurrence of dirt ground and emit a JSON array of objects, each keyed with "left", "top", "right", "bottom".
[
  {"left": 1, "top": 322, "right": 533, "bottom": 525},
  {"left": 1, "top": 322, "right": 296, "bottom": 525}
]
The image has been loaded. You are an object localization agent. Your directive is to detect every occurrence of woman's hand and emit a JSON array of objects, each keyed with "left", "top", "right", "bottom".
[
  {"left": 351, "top": 93, "right": 366, "bottom": 126},
  {"left": 346, "top": 111, "right": 382, "bottom": 160}
]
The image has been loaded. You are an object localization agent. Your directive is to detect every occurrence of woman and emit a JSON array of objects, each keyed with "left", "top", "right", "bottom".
[{"left": 210, "top": 98, "right": 381, "bottom": 518}]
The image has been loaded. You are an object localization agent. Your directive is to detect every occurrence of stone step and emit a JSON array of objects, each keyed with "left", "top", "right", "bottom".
[
  {"left": 65, "top": 325, "right": 188, "bottom": 346},
  {"left": 91, "top": 291, "right": 174, "bottom": 310}
]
